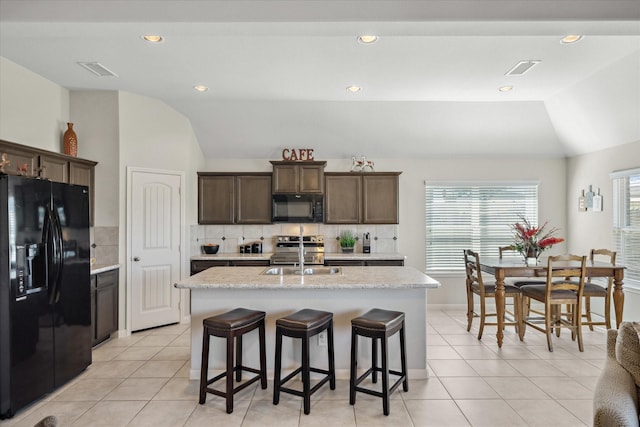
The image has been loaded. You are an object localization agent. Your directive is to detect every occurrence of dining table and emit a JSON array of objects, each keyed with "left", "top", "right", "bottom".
[{"left": 479, "top": 257, "right": 625, "bottom": 347}]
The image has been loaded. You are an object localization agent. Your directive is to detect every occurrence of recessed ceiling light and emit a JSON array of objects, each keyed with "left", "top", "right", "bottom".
[
  {"left": 193, "top": 85, "right": 209, "bottom": 92},
  {"left": 498, "top": 85, "right": 513, "bottom": 92},
  {"left": 560, "top": 35, "right": 583, "bottom": 44},
  {"left": 346, "top": 86, "right": 362, "bottom": 93},
  {"left": 357, "top": 35, "right": 378, "bottom": 44},
  {"left": 142, "top": 35, "right": 164, "bottom": 43}
]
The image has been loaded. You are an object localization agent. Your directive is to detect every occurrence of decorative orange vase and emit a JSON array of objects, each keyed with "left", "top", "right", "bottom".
[{"left": 63, "top": 122, "right": 78, "bottom": 157}]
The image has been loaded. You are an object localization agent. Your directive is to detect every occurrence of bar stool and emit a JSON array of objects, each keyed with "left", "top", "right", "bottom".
[
  {"left": 273, "top": 308, "right": 335, "bottom": 415},
  {"left": 199, "top": 308, "right": 267, "bottom": 413},
  {"left": 349, "top": 308, "right": 408, "bottom": 416}
]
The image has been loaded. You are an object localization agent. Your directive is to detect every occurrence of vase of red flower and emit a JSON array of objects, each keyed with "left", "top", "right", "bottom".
[{"left": 511, "top": 215, "right": 565, "bottom": 264}]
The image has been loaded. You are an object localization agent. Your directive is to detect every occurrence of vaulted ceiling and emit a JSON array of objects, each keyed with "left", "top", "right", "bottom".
[{"left": 1, "top": 0, "right": 639, "bottom": 159}]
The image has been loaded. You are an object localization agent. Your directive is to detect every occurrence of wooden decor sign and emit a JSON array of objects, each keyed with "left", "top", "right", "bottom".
[{"left": 281, "top": 148, "right": 315, "bottom": 161}]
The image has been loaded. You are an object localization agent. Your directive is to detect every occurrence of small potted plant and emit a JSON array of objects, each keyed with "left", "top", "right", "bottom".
[{"left": 339, "top": 230, "right": 356, "bottom": 253}]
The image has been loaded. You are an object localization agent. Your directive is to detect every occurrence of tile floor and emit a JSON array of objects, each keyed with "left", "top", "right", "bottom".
[{"left": 1, "top": 306, "right": 604, "bottom": 426}]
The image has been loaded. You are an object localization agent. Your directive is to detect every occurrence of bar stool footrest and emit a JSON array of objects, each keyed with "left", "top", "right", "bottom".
[
  {"left": 278, "top": 367, "right": 334, "bottom": 398},
  {"left": 204, "top": 370, "right": 263, "bottom": 397},
  {"left": 354, "top": 369, "right": 406, "bottom": 398},
  {"left": 206, "top": 365, "right": 261, "bottom": 386},
  {"left": 279, "top": 366, "right": 303, "bottom": 385}
]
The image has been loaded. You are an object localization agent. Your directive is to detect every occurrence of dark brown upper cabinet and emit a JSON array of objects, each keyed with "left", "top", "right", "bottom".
[
  {"left": 270, "top": 161, "right": 326, "bottom": 194},
  {"left": 324, "top": 172, "right": 400, "bottom": 224},
  {"left": 198, "top": 173, "right": 272, "bottom": 224},
  {"left": 0, "top": 139, "right": 97, "bottom": 224},
  {"left": 325, "top": 174, "right": 361, "bottom": 224},
  {"left": 236, "top": 175, "right": 272, "bottom": 224}
]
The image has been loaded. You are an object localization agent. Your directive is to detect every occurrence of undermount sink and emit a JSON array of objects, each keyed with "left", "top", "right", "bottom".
[{"left": 261, "top": 266, "right": 342, "bottom": 276}]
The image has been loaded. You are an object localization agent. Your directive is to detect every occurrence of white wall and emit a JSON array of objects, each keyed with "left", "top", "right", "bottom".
[
  {"left": 567, "top": 139, "right": 640, "bottom": 321},
  {"left": 0, "top": 57, "right": 69, "bottom": 150},
  {"left": 117, "top": 91, "right": 205, "bottom": 223},
  {"left": 69, "top": 90, "right": 120, "bottom": 226}
]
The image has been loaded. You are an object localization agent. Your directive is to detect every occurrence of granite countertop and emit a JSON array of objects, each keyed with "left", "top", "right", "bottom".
[
  {"left": 190, "top": 252, "right": 405, "bottom": 261},
  {"left": 175, "top": 266, "right": 440, "bottom": 290},
  {"left": 91, "top": 264, "right": 120, "bottom": 275}
]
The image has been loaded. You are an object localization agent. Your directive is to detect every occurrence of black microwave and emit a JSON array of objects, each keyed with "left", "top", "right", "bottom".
[{"left": 272, "top": 194, "right": 323, "bottom": 223}]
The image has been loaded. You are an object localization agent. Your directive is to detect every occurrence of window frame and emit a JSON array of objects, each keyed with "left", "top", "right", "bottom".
[
  {"left": 425, "top": 181, "right": 539, "bottom": 273},
  {"left": 610, "top": 167, "right": 640, "bottom": 289}
]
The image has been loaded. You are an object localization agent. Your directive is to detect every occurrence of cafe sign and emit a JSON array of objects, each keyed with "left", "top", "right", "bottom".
[{"left": 281, "top": 148, "right": 315, "bottom": 161}]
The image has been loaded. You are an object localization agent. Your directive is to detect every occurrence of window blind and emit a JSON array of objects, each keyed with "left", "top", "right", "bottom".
[
  {"left": 611, "top": 168, "right": 640, "bottom": 287},
  {"left": 425, "top": 183, "right": 538, "bottom": 272}
]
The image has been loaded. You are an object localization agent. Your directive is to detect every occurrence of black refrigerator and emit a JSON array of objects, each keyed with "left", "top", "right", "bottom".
[{"left": 0, "top": 174, "right": 92, "bottom": 418}]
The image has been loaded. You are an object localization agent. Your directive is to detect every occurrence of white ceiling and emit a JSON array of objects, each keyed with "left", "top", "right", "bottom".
[{"left": 1, "top": 0, "right": 639, "bottom": 159}]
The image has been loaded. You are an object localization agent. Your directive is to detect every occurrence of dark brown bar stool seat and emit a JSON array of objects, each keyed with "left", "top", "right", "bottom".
[
  {"left": 273, "top": 308, "right": 336, "bottom": 415},
  {"left": 349, "top": 308, "right": 408, "bottom": 416},
  {"left": 199, "top": 308, "right": 267, "bottom": 413}
]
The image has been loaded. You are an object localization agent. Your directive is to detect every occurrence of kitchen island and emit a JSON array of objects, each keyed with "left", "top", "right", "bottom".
[{"left": 175, "top": 266, "right": 440, "bottom": 380}]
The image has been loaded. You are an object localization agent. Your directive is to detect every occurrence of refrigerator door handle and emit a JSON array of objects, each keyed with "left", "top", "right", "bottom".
[
  {"left": 51, "top": 207, "right": 64, "bottom": 303},
  {"left": 44, "top": 205, "right": 63, "bottom": 304}
]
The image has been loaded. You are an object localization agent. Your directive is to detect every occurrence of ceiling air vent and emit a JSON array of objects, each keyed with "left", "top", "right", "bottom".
[
  {"left": 504, "top": 60, "right": 541, "bottom": 76},
  {"left": 77, "top": 62, "right": 118, "bottom": 77}
]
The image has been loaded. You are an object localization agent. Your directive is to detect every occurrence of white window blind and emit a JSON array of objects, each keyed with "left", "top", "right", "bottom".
[
  {"left": 425, "top": 183, "right": 538, "bottom": 272},
  {"left": 611, "top": 168, "right": 640, "bottom": 287}
]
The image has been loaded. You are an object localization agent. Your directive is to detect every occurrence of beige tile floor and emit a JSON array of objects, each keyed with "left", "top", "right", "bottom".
[{"left": 1, "top": 306, "right": 604, "bottom": 426}]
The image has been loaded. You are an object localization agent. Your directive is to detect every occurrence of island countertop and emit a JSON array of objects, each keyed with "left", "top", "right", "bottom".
[{"left": 175, "top": 266, "right": 440, "bottom": 290}]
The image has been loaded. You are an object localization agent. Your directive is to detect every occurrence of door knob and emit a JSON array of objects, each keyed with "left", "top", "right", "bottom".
[{"left": 133, "top": 257, "right": 140, "bottom": 262}]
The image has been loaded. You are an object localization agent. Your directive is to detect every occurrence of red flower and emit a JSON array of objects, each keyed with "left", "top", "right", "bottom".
[
  {"left": 539, "top": 237, "right": 565, "bottom": 248},
  {"left": 511, "top": 215, "right": 564, "bottom": 256},
  {"left": 524, "top": 229, "right": 538, "bottom": 238}
]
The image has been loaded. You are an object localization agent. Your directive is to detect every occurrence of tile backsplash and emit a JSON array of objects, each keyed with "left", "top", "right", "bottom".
[
  {"left": 92, "top": 226, "right": 119, "bottom": 265},
  {"left": 190, "top": 224, "right": 399, "bottom": 256}
]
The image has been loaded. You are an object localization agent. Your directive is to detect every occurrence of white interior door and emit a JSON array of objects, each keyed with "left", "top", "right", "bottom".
[{"left": 130, "top": 169, "right": 182, "bottom": 331}]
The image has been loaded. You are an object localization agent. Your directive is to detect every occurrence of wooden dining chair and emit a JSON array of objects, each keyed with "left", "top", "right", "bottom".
[
  {"left": 498, "top": 245, "right": 545, "bottom": 316},
  {"left": 464, "top": 249, "right": 523, "bottom": 340},
  {"left": 581, "top": 249, "right": 617, "bottom": 330},
  {"left": 498, "top": 245, "right": 516, "bottom": 259},
  {"left": 519, "top": 254, "right": 587, "bottom": 352}
]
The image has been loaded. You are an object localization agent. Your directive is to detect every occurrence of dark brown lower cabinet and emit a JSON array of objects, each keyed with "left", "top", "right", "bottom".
[
  {"left": 92, "top": 269, "right": 119, "bottom": 346},
  {"left": 324, "top": 259, "right": 365, "bottom": 266},
  {"left": 190, "top": 260, "right": 230, "bottom": 275},
  {"left": 324, "top": 259, "right": 404, "bottom": 267},
  {"left": 190, "top": 258, "right": 401, "bottom": 275},
  {"left": 229, "top": 260, "right": 270, "bottom": 267}
]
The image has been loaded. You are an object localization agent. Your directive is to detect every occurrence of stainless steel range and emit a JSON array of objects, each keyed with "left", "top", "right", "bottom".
[{"left": 270, "top": 235, "right": 325, "bottom": 265}]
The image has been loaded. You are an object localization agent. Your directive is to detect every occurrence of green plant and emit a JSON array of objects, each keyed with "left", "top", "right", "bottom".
[{"left": 339, "top": 230, "right": 356, "bottom": 248}]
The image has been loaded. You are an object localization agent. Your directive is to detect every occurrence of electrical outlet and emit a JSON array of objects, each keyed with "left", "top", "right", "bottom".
[{"left": 318, "top": 331, "right": 327, "bottom": 347}]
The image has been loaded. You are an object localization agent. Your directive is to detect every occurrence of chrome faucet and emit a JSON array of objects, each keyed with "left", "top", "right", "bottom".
[{"left": 299, "top": 225, "right": 305, "bottom": 275}]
